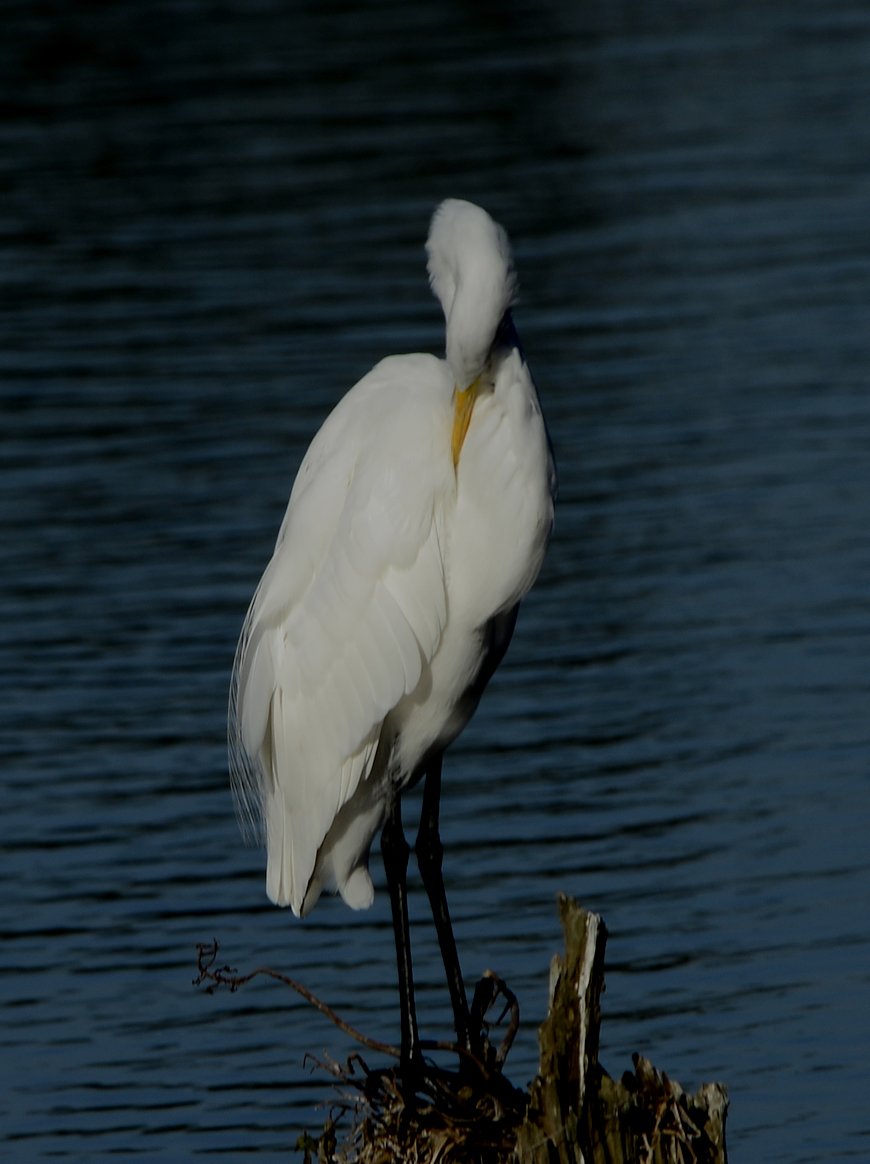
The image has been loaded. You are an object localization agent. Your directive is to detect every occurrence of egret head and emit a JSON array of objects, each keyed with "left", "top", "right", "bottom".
[{"left": 426, "top": 199, "right": 518, "bottom": 392}]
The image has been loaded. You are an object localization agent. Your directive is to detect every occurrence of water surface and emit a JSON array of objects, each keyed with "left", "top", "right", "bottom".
[{"left": 2, "top": 2, "right": 869, "bottom": 1160}]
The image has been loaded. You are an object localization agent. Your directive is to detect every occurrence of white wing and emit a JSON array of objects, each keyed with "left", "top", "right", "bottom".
[{"left": 229, "top": 354, "right": 454, "bottom": 914}]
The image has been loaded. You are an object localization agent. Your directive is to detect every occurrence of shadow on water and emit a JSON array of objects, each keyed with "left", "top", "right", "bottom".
[{"left": 1, "top": 1, "right": 869, "bottom": 1160}]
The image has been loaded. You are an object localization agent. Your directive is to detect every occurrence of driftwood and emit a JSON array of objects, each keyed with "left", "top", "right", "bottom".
[{"left": 198, "top": 896, "right": 728, "bottom": 1163}]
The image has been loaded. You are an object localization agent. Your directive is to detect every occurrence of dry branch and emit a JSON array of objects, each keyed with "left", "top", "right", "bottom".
[{"left": 196, "top": 897, "right": 728, "bottom": 1163}]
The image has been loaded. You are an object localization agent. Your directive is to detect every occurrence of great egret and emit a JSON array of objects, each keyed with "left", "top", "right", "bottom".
[{"left": 229, "top": 199, "right": 555, "bottom": 1076}]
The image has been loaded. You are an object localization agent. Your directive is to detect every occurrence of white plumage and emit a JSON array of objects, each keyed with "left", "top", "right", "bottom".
[{"left": 229, "top": 199, "right": 555, "bottom": 922}]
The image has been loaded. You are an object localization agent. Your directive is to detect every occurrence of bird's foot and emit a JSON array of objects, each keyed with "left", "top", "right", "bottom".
[
  {"left": 362, "top": 972, "right": 522, "bottom": 1116},
  {"left": 361, "top": 1052, "right": 466, "bottom": 1118}
]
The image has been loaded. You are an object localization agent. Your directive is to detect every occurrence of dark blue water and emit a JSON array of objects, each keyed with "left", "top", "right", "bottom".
[{"left": 2, "top": 2, "right": 869, "bottom": 1160}]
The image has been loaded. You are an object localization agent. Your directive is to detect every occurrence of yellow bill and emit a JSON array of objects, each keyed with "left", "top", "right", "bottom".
[{"left": 451, "top": 377, "right": 481, "bottom": 467}]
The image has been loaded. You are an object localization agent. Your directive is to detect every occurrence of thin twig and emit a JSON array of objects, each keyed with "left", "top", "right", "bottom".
[
  {"left": 194, "top": 941, "right": 511, "bottom": 1084},
  {"left": 195, "top": 939, "right": 401, "bottom": 1059}
]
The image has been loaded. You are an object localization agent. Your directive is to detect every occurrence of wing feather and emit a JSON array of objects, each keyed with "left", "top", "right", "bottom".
[{"left": 229, "top": 354, "right": 454, "bottom": 913}]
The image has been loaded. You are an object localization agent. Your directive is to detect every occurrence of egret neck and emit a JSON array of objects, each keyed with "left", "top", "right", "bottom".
[{"left": 451, "top": 377, "right": 482, "bottom": 467}]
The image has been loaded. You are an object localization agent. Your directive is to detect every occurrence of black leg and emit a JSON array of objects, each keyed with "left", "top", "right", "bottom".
[
  {"left": 416, "top": 754, "right": 471, "bottom": 1053},
  {"left": 381, "top": 793, "right": 421, "bottom": 1075}
]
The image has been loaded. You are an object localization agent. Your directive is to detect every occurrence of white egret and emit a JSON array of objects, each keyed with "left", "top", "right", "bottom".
[{"left": 229, "top": 199, "right": 555, "bottom": 1076}]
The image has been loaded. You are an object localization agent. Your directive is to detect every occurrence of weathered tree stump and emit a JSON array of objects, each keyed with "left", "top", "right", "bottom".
[{"left": 513, "top": 895, "right": 728, "bottom": 1164}]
